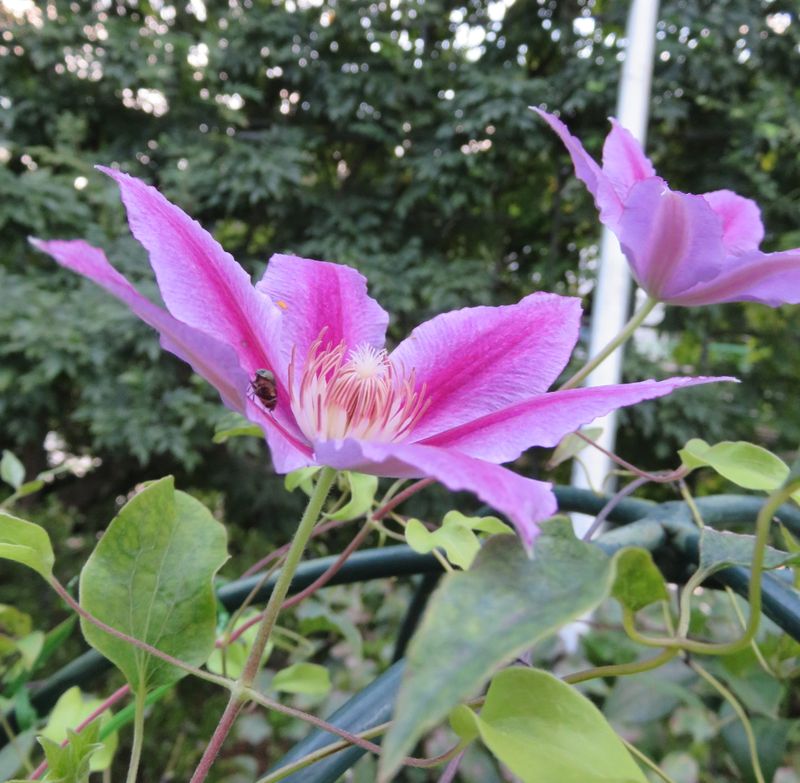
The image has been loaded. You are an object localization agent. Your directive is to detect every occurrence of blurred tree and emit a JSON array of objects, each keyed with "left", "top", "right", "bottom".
[{"left": 1, "top": 0, "right": 799, "bottom": 520}]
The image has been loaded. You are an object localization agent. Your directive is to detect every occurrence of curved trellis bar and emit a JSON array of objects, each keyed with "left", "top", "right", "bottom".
[
  {"left": 266, "top": 491, "right": 800, "bottom": 783},
  {"left": 3, "top": 488, "right": 800, "bottom": 765}
]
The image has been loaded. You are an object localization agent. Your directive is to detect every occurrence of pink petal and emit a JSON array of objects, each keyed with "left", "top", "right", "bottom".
[
  {"left": 31, "top": 238, "right": 313, "bottom": 473},
  {"left": 390, "top": 292, "right": 582, "bottom": 442},
  {"left": 533, "top": 109, "right": 603, "bottom": 197},
  {"left": 617, "top": 179, "right": 726, "bottom": 300},
  {"left": 534, "top": 108, "right": 623, "bottom": 224},
  {"left": 245, "top": 398, "right": 315, "bottom": 473},
  {"left": 30, "top": 238, "right": 246, "bottom": 410},
  {"left": 98, "top": 167, "right": 282, "bottom": 380},
  {"left": 255, "top": 253, "right": 389, "bottom": 367},
  {"left": 601, "top": 119, "right": 656, "bottom": 198},
  {"left": 315, "top": 440, "right": 557, "bottom": 549},
  {"left": 669, "top": 249, "right": 800, "bottom": 307},
  {"left": 417, "top": 376, "right": 735, "bottom": 462},
  {"left": 702, "top": 190, "right": 765, "bottom": 255}
]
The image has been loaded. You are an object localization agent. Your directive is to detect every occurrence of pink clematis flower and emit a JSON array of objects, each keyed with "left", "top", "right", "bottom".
[
  {"left": 33, "top": 169, "right": 726, "bottom": 547},
  {"left": 535, "top": 109, "right": 800, "bottom": 307}
]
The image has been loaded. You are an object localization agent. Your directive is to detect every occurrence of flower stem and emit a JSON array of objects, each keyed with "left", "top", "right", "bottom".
[
  {"left": 188, "top": 466, "right": 338, "bottom": 783},
  {"left": 241, "top": 466, "right": 337, "bottom": 685},
  {"left": 125, "top": 688, "right": 146, "bottom": 783},
  {"left": 559, "top": 295, "right": 658, "bottom": 391}
]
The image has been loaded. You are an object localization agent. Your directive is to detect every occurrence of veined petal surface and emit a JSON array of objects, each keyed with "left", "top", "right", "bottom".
[
  {"left": 315, "top": 440, "right": 557, "bottom": 549},
  {"left": 670, "top": 250, "right": 800, "bottom": 307},
  {"left": 702, "top": 190, "right": 765, "bottom": 255},
  {"left": 601, "top": 119, "right": 656, "bottom": 198},
  {"left": 390, "top": 292, "right": 582, "bottom": 442},
  {"left": 31, "top": 238, "right": 246, "bottom": 411},
  {"left": 98, "top": 168, "right": 283, "bottom": 382},
  {"left": 256, "top": 253, "right": 389, "bottom": 368},
  {"left": 618, "top": 179, "right": 726, "bottom": 300},
  {"left": 418, "top": 376, "right": 735, "bottom": 463}
]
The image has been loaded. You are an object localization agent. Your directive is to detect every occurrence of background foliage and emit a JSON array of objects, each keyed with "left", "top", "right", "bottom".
[
  {"left": 2, "top": 0, "right": 800, "bottom": 523},
  {"left": 1, "top": 0, "right": 800, "bottom": 779}
]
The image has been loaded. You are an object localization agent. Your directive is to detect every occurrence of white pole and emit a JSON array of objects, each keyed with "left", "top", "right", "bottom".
[{"left": 570, "top": 0, "right": 660, "bottom": 535}]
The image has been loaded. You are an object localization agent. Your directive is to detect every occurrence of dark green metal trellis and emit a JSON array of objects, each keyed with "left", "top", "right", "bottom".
[{"left": 3, "top": 487, "right": 800, "bottom": 781}]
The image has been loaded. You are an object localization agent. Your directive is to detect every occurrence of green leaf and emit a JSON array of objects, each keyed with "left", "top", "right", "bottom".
[
  {"left": 547, "top": 427, "right": 603, "bottom": 470},
  {"left": 604, "top": 661, "right": 699, "bottom": 727},
  {"left": 38, "top": 723, "right": 103, "bottom": 783},
  {"left": 297, "top": 600, "right": 363, "bottom": 659},
  {"left": 272, "top": 662, "right": 331, "bottom": 696},
  {"left": 326, "top": 472, "right": 378, "bottom": 521},
  {"left": 405, "top": 512, "right": 513, "bottom": 570},
  {"left": 0, "top": 727, "right": 37, "bottom": 782},
  {"left": 212, "top": 412, "right": 263, "bottom": 443},
  {"left": 450, "top": 668, "right": 646, "bottom": 783},
  {"left": 41, "top": 686, "right": 118, "bottom": 772},
  {"left": 79, "top": 476, "right": 228, "bottom": 693},
  {"left": 0, "top": 512, "right": 55, "bottom": 579},
  {"left": 1, "top": 450, "right": 25, "bottom": 490},
  {"left": 779, "top": 524, "right": 800, "bottom": 588},
  {"left": 0, "top": 604, "right": 33, "bottom": 637},
  {"left": 679, "top": 439, "right": 798, "bottom": 501},
  {"left": 15, "top": 631, "right": 44, "bottom": 669},
  {"left": 14, "top": 683, "right": 37, "bottom": 730},
  {"left": 611, "top": 548, "right": 669, "bottom": 612},
  {"left": 405, "top": 518, "right": 476, "bottom": 569},
  {"left": 699, "top": 528, "right": 800, "bottom": 575},
  {"left": 285, "top": 467, "right": 322, "bottom": 494},
  {"left": 11, "top": 479, "right": 46, "bottom": 500},
  {"left": 207, "top": 610, "right": 272, "bottom": 679},
  {"left": 32, "top": 616, "right": 78, "bottom": 675},
  {"left": 379, "top": 519, "right": 619, "bottom": 780}
]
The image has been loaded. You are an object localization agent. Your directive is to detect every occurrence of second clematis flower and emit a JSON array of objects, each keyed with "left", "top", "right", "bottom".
[
  {"left": 34, "top": 169, "right": 726, "bottom": 548},
  {"left": 535, "top": 108, "right": 800, "bottom": 307}
]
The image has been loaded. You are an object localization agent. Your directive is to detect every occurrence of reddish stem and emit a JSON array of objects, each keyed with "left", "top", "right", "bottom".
[
  {"left": 241, "top": 518, "right": 349, "bottom": 578},
  {"left": 187, "top": 696, "right": 244, "bottom": 783},
  {"left": 225, "top": 478, "right": 435, "bottom": 645},
  {"left": 48, "top": 578, "right": 215, "bottom": 683},
  {"left": 577, "top": 432, "right": 688, "bottom": 483}
]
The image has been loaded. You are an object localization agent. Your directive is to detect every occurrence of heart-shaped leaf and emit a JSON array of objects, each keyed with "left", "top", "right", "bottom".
[
  {"left": 79, "top": 477, "right": 228, "bottom": 693},
  {"left": 379, "top": 519, "right": 619, "bottom": 780},
  {"left": 451, "top": 668, "right": 646, "bottom": 783}
]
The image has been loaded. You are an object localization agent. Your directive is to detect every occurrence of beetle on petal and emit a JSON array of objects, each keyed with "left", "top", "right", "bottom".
[{"left": 251, "top": 369, "right": 278, "bottom": 411}]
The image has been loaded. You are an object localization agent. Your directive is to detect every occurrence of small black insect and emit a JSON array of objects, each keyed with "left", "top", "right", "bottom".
[{"left": 250, "top": 368, "right": 277, "bottom": 411}]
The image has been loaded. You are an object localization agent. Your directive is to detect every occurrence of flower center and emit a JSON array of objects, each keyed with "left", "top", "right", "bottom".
[{"left": 288, "top": 330, "right": 429, "bottom": 443}]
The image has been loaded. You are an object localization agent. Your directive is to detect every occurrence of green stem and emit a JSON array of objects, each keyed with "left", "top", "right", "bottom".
[
  {"left": 188, "top": 467, "right": 338, "bottom": 783},
  {"left": 676, "top": 569, "right": 708, "bottom": 638},
  {"left": 564, "top": 647, "right": 677, "bottom": 684},
  {"left": 124, "top": 688, "right": 146, "bottom": 783},
  {"left": 240, "top": 466, "right": 337, "bottom": 686},
  {"left": 690, "top": 660, "right": 766, "bottom": 783},
  {"left": 560, "top": 295, "right": 658, "bottom": 391},
  {"left": 100, "top": 685, "right": 170, "bottom": 741},
  {"left": 622, "top": 479, "right": 800, "bottom": 656},
  {"left": 255, "top": 722, "right": 391, "bottom": 782},
  {"left": 622, "top": 739, "right": 677, "bottom": 783}
]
